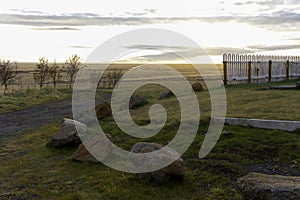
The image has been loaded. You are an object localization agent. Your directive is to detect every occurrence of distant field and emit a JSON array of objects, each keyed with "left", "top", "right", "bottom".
[{"left": 2, "top": 62, "right": 223, "bottom": 93}]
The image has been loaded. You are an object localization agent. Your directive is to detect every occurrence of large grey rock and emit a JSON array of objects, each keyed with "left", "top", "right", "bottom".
[
  {"left": 158, "top": 90, "right": 174, "bottom": 100},
  {"left": 131, "top": 142, "right": 186, "bottom": 183},
  {"left": 118, "top": 95, "right": 148, "bottom": 111},
  {"left": 47, "top": 118, "right": 86, "bottom": 148},
  {"left": 72, "top": 134, "right": 112, "bottom": 162},
  {"left": 192, "top": 82, "right": 203, "bottom": 92},
  {"left": 95, "top": 102, "right": 112, "bottom": 120},
  {"left": 129, "top": 95, "right": 148, "bottom": 109},
  {"left": 237, "top": 172, "right": 300, "bottom": 200}
]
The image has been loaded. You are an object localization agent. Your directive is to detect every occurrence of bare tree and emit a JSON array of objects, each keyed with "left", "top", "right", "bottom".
[
  {"left": 105, "top": 69, "right": 123, "bottom": 89},
  {"left": 0, "top": 60, "right": 18, "bottom": 93},
  {"left": 34, "top": 57, "right": 50, "bottom": 89},
  {"left": 49, "top": 60, "right": 61, "bottom": 88},
  {"left": 63, "top": 54, "right": 81, "bottom": 88}
]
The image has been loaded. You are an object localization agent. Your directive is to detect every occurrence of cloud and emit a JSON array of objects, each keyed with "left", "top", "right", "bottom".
[
  {"left": 234, "top": 0, "right": 285, "bottom": 7},
  {"left": 205, "top": 47, "right": 255, "bottom": 55},
  {"left": 0, "top": 9, "right": 300, "bottom": 32},
  {"left": 124, "top": 44, "right": 189, "bottom": 51},
  {"left": 124, "top": 45, "right": 255, "bottom": 61},
  {"left": 125, "top": 8, "right": 157, "bottom": 16},
  {"left": 0, "top": 13, "right": 196, "bottom": 26},
  {"left": 32, "top": 27, "right": 81, "bottom": 31},
  {"left": 234, "top": 0, "right": 297, "bottom": 12},
  {"left": 126, "top": 44, "right": 300, "bottom": 61},
  {"left": 246, "top": 44, "right": 300, "bottom": 51},
  {"left": 69, "top": 45, "right": 91, "bottom": 49},
  {"left": 199, "top": 10, "right": 300, "bottom": 31},
  {"left": 10, "top": 9, "right": 45, "bottom": 15}
]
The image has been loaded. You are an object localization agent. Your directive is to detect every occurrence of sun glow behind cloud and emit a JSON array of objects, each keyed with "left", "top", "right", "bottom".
[{"left": 0, "top": 0, "right": 299, "bottom": 63}]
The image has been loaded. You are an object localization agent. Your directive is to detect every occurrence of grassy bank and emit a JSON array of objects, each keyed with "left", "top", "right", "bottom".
[
  {"left": 1, "top": 122, "right": 300, "bottom": 199},
  {"left": 0, "top": 88, "right": 72, "bottom": 113},
  {"left": 0, "top": 79, "right": 300, "bottom": 199}
]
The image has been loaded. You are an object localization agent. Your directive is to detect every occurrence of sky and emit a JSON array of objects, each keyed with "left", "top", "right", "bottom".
[{"left": 0, "top": 0, "right": 300, "bottom": 63}]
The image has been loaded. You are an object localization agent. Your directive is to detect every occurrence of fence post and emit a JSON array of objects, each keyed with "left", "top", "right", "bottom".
[
  {"left": 223, "top": 61, "right": 228, "bottom": 86},
  {"left": 248, "top": 61, "right": 252, "bottom": 84},
  {"left": 286, "top": 60, "right": 290, "bottom": 80},
  {"left": 268, "top": 60, "right": 272, "bottom": 82}
]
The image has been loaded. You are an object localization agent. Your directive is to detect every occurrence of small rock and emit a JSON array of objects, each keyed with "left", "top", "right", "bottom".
[
  {"left": 72, "top": 134, "right": 112, "bottom": 162},
  {"left": 129, "top": 95, "right": 148, "bottom": 109},
  {"left": 95, "top": 102, "right": 112, "bottom": 120},
  {"left": 237, "top": 172, "right": 300, "bottom": 200},
  {"left": 131, "top": 142, "right": 186, "bottom": 183},
  {"left": 222, "top": 130, "right": 232, "bottom": 135},
  {"left": 158, "top": 90, "right": 174, "bottom": 100},
  {"left": 192, "top": 82, "right": 203, "bottom": 92},
  {"left": 47, "top": 118, "right": 86, "bottom": 148}
]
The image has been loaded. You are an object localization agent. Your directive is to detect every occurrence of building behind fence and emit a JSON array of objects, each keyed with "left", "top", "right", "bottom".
[{"left": 223, "top": 54, "right": 300, "bottom": 85}]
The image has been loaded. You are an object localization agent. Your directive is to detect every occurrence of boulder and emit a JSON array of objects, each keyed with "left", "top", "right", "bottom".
[
  {"left": 192, "top": 82, "right": 203, "bottom": 92},
  {"left": 158, "top": 90, "right": 174, "bottom": 100},
  {"left": 95, "top": 102, "right": 112, "bottom": 120},
  {"left": 237, "top": 172, "right": 300, "bottom": 200},
  {"left": 72, "top": 134, "right": 112, "bottom": 162},
  {"left": 131, "top": 142, "right": 186, "bottom": 183},
  {"left": 47, "top": 118, "right": 86, "bottom": 148},
  {"left": 129, "top": 95, "right": 148, "bottom": 109}
]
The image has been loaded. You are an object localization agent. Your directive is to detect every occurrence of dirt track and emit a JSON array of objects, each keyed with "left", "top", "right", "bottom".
[{"left": 0, "top": 92, "right": 111, "bottom": 139}]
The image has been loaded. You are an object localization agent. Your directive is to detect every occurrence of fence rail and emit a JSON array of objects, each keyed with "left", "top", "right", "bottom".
[{"left": 223, "top": 54, "right": 300, "bottom": 85}]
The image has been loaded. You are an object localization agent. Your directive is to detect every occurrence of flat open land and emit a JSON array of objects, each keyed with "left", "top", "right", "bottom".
[{"left": 0, "top": 77, "right": 299, "bottom": 199}]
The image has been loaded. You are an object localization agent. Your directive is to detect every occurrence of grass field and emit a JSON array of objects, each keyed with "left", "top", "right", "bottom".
[
  {"left": 2, "top": 62, "right": 223, "bottom": 93},
  {"left": 0, "top": 88, "right": 72, "bottom": 113},
  {"left": 0, "top": 78, "right": 300, "bottom": 199}
]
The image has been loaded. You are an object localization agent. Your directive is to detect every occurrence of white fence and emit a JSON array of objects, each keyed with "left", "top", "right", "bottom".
[{"left": 223, "top": 54, "right": 300, "bottom": 85}]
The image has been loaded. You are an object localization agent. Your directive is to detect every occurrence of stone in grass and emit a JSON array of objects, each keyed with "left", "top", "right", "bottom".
[
  {"left": 158, "top": 90, "right": 174, "bottom": 100},
  {"left": 129, "top": 95, "right": 148, "bottom": 109},
  {"left": 131, "top": 142, "right": 186, "bottom": 184},
  {"left": 47, "top": 118, "right": 86, "bottom": 148},
  {"left": 72, "top": 134, "right": 112, "bottom": 163},
  {"left": 118, "top": 95, "right": 148, "bottom": 111},
  {"left": 237, "top": 172, "right": 300, "bottom": 200},
  {"left": 222, "top": 130, "right": 232, "bottom": 136},
  {"left": 95, "top": 102, "right": 112, "bottom": 120},
  {"left": 192, "top": 82, "right": 203, "bottom": 92}
]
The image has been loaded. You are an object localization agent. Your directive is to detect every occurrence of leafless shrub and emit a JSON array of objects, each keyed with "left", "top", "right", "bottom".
[
  {"left": 63, "top": 54, "right": 81, "bottom": 88},
  {"left": 0, "top": 59, "right": 18, "bottom": 93},
  {"left": 33, "top": 57, "right": 50, "bottom": 89}
]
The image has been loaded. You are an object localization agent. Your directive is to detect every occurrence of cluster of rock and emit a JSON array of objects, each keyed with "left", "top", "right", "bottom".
[
  {"left": 159, "top": 82, "right": 203, "bottom": 100},
  {"left": 47, "top": 95, "right": 186, "bottom": 183}
]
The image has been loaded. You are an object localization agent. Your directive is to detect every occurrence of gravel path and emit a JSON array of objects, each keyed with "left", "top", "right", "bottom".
[{"left": 0, "top": 92, "right": 111, "bottom": 139}]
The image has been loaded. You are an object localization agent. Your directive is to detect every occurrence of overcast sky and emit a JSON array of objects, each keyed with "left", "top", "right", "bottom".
[{"left": 1, "top": 0, "right": 300, "bottom": 63}]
